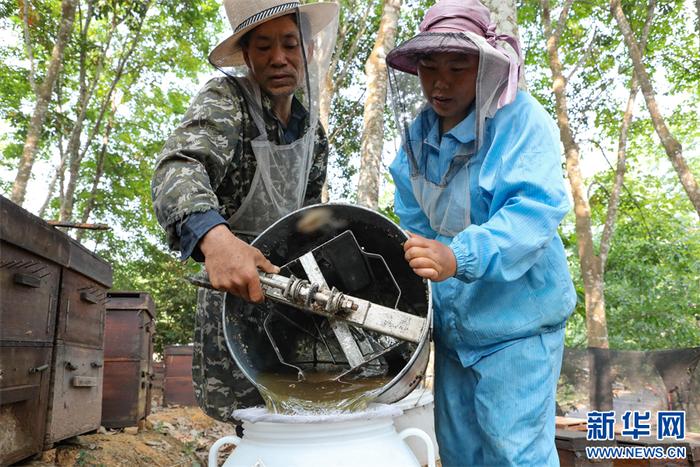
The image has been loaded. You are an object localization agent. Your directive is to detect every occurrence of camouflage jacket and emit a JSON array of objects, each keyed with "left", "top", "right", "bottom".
[{"left": 151, "top": 76, "right": 328, "bottom": 252}]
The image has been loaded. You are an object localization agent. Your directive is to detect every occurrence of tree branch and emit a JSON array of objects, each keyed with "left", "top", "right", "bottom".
[
  {"left": 11, "top": 0, "right": 78, "bottom": 206},
  {"left": 540, "top": 0, "right": 553, "bottom": 39},
  {"left": 76, "top": 109, "right": 114, "bottom": 242},
  {"left": 335, "top": 0, "right": 374, "bottom": 88},
  {"left": 566, "top": 28, "right": 597, "bottom": 82},
  {"left": 21, "top": 0, "right": 36, "bottom": 93},
  {"left": 611, "top": 0, "right": 700, "bottom": 216},
  {"left": 599, "top": 0, "right": 657, "bottom": 270},
  {"left": 328, "top": 0, "right": 347, "bottom": 75},
  {"left": 554, "top": 0, "right": 575, "bottom": 43},
  {"left": 61, "top": 0, "right": 152, "bottom": 221}
]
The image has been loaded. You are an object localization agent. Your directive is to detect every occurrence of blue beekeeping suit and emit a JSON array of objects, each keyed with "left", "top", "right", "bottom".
[{"left": 389, "top": 90, "right": 576, "bottom": 467}]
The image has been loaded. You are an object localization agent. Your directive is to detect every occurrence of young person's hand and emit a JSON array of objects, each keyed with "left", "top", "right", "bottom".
[
  {"left": 403, "top": 231, "right": 457, "bottom": 282},
  {"left": 198, "top": 225, "right": 279, "bottom": 303}
]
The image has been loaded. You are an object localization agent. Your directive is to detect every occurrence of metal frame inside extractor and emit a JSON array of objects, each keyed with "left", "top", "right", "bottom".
[{"left": 261, "top": 230, "right": 422, "bottom": 383}]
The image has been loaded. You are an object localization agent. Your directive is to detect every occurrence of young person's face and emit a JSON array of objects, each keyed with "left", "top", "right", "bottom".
[
  {"left": 243, "top": 15, "right": 305, "bottom": 98},
  {"left": 417, "top": 52, "right": 479, "bottom": 132}
]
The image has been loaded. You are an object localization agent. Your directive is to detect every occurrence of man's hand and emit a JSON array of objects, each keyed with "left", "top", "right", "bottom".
[
  {"left": 403, "top": 232, "right": 457, "bottom": 282},
  {"left": 199, "top": 225, "right": 279, "bottom": 303}
]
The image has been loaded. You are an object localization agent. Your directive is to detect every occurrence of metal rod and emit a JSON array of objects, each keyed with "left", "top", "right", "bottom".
[
  {"left": 263, "top": 314, "right": 306, "bottom": 381},
  {"left": 47, "top": 221, "right": 110, "bottom": 230},
  {"left": 333, "top": 340, "right": 405, "bottom": 381},
  {"left": 299, "top": 252, "right": 367, "bottom": 369},
  {"left": 189, "top": 272, "right": 427, "bottom": 344}
]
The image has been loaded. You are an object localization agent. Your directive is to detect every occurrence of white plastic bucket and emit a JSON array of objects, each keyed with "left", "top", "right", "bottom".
[
  {"left": 209, "top": 405, "right": 435, "bottom": 467},
  {"left": 393, "top": 388, "right": 439, "bottom": 466}
]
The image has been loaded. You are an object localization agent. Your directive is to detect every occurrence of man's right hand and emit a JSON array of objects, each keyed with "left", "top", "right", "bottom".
[{"left": 198, "top": 224, "right": 279, "bottom": 303}]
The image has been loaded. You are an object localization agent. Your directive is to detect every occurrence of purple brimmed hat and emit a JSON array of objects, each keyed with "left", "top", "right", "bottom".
[{"left": 386, "top": 0, "right": 521, "bottom": 109}]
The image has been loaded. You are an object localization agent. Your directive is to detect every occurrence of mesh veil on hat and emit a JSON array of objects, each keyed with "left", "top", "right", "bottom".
[
  {"left": 386, "top": 0, "right": 521, "bottom": 109},
  {"left": 209, "top": 0, "right": 339, "bottom": 67}
]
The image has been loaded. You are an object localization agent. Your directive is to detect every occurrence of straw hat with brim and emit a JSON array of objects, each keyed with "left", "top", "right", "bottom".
[
  {"left": 209, "top": 0, "right": 339, "bottom": 68},
  {"left": 386, "top": 32, "right": 481, "bottom": 75}
]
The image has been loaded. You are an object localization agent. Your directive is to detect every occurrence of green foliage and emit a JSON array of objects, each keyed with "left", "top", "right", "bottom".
[
  {"left": 75, "top": 450, "right": 105, "bottom": 467},
  {"left": 1, "top": 0, "right": 697, "bottom": 354},
  {"left": 562, "top": 162, "right": 700, "bottom": 350},
  {"left": 594, "top": 172, "right": 699, "bottom": 349},
  {"left": 103, "top": 238, "right": 201, "bottom": 355},
  {"left": 324, "top": 0, "right": 383, "bottom": 200},
  {"left": 518, "top": 0, "right": 699, "bottom": 350},
  {"left": 0, "top": 0, "right": 220, "bottom": 352}
]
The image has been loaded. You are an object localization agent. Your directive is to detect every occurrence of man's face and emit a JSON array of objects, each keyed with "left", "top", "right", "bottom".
[
  {"left": 417, "top": 52, "right": 479, "bottom": 132},
  {"left": 242, "top": 15, "right": 305, "bottom": 98}
]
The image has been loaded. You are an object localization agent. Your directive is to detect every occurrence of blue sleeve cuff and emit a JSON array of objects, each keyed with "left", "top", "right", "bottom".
[
  {"left": 450, "top": 232, "right": 477, "bottom": 282},
  {"left": 178, "top": 210, "right": 228, "bottom": 262}
]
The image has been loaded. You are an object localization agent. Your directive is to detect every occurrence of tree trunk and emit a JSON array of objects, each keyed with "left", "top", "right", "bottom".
[
  {"left": 320, "top": 60, "right": 335, "bottom": 203},
  {"left": 357, "top": 0, "right": 401, "bottom": 210},
  {"left": 611, "top": 0, "right": 700, "bottom": 217},
  {"left": 60, "top": 4, "right": 147, "bottom": 222},
  {"left": 11, "top": 0, "right": 78, "bottom": 206},
  {"left": 482, "top": 0, "right": 526, "bottom": 88},
  {"left": 600, "top": 0, "right": 656, "bottom": 269},
  {"left": 20, "top": 0, "right": 37, "bottom": 93},
  {"left": 38, "top": 151, "right": 69, "bottom": 219},
  {"left": 541, "top": 0, "right": 611, "bottom": 410},
  {"left": 320, "top": 1, "right": 374, "bottom": 203}
]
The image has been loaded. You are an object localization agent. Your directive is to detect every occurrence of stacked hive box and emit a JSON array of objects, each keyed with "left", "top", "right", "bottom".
[
  {"left": 0, "top": 196, "right": 112, "bottom": 464},
  {"left": 45, "top": 238, "right": 111, "bottom": 446},
  {"left": 0, "top": 198, "right": 67, "bottom": 465},
  {"left": 101, "top": 292, "right": 155, "bottom": 428},
  {"left": 163, "top": 345, "right": 197, "bottom": 406}
]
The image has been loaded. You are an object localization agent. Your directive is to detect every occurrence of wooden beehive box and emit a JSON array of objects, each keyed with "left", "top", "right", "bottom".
[
  {"left": 0, "top": 196, "right": 68, "bottom": 465},
  {"left": 44, "top": 221, "right": 112, "bottom": 446},
  {"left": 101, "top": 292, "right": 155, "bottom": 428},
  {"left": 0, "top": 196, "right": 113, "bottom": 462},
  {"left": 163, "top": 345, "right": 197, "bottom": 406}
]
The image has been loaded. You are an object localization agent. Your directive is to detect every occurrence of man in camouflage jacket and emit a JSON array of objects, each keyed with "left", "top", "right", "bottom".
[{"left": 151, "top": 1, "right": 337, "bottom": 422}]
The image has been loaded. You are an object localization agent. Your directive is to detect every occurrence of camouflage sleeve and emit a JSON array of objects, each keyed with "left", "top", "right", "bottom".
[
  {"left": 304, "top": 122, "right": 329, "bottom": 205},
  {"left": 151, "top": 77, "right": 243, "bottom": 252}
]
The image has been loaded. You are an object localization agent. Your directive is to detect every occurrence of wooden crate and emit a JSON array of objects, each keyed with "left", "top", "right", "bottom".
[
  {"left": 163, "top": 345, "right": 197, "bottom": 406},
  {"left": 556, "top": 429, "right": 617, "bottom": 467},
  {"left": 1, "top": 196, "right": 67, "bottom": 464},
  {"left": 44, "top": 239, "right": 111, "bottom": 447},
  {"left": 101, "top": 292, "right": 155, "bottom": 428},
  {"left": 0, "top": 196, "right": 113, "bottom": 459}
]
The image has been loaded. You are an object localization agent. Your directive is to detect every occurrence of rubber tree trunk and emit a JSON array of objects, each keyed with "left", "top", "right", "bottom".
[
  {"left": 600, "top": 0, "right": 656, "bottom": 273},
  {"left": 540, "top": 0, "right": 612, "bottom": 410},
  {"left": 482, "top": 0, "right": 527, "bottom": 88},
  {"left": 611, "top": 0, "right": 700, "bottom": 217},
  {"left": 357, "top": 0, "right": 401, "bottom": 210},
  {"left": 11, "top": 0, "right": 78, "bottom": 206},
  {"left": 60, "top": 3, "right": 147, "bottom": 222}
]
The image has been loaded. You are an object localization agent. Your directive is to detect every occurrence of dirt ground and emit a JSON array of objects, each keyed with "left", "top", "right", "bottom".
[{"left": 16, "top": 404, "right": 235, "bottom": 467}]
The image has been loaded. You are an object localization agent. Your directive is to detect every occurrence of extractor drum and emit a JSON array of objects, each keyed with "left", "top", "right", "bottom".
[{"left": 223, "top": 203, "right": 432, "bottom": 409}]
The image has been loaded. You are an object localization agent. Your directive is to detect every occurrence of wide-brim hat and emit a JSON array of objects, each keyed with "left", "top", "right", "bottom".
[
  {"left": 209, "top": 0, "right": 339, "bottom": 68},
  {"left": 386, "top": 32, "right": 481, "bottom": 75}
]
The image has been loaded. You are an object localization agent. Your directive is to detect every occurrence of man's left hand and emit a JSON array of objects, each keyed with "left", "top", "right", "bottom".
[{"left": 403, "top": 232, "right": 457, "bottom": 282}]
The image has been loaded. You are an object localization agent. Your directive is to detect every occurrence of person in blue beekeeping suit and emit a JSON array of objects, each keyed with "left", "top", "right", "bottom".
[
  {"left": 386, "top": 0, "right": 577, "bottom": 465},
  {"left": 151, "top": 0, "right": 339, "bottom": 422}
]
